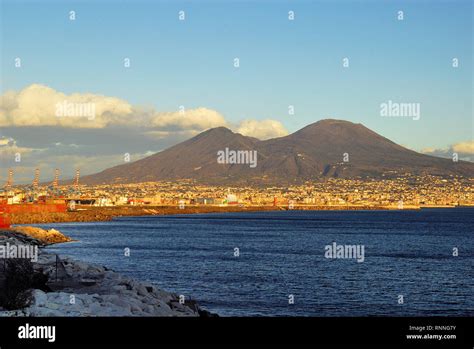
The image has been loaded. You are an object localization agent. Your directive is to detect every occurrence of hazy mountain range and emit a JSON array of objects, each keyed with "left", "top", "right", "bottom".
[{"left": 80, "top": 119, "right": 474, "bottom": 185}]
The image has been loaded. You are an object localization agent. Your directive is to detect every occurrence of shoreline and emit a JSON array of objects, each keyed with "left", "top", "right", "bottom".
[
  {"left": 0, "top": 227, "right": 214, "bottom": 317},
  {"left": 8, "top": 204, "right": 465, "bottom": 225}
]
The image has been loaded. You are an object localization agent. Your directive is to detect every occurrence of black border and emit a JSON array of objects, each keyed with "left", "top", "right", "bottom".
[{"left": 0, "top": 317, "right": 472, "bottom": 347}]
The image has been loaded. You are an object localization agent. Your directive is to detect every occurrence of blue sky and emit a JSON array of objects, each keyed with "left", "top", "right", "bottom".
[{"left": 0, "top": 0, "right": 472, "bottom": 181}]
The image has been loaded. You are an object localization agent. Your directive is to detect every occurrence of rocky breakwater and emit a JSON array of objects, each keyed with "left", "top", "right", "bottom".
[
  {"left": 0, "top": 227, "right": 214, "bottom": 317},
  {"left": 12, "top": 226, "right": 73, "bottom": 245}
]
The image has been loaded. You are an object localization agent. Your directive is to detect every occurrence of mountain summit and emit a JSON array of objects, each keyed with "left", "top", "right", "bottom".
[{"left": 80, "top": 119, "right": 474, "bottom": 185}]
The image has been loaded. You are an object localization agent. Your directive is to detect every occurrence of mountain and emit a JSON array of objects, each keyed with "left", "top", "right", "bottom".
[{"left": 80, "top": 119, "right": 474, "bottom": 185}]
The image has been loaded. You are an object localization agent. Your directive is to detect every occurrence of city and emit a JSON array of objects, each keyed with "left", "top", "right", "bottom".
[{"left": 2, "top": 173, "right": 473, "bottom": 209}]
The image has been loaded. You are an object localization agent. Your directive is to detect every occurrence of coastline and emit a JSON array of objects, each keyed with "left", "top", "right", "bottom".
[
  {"left": 7, "top": 203, "right": 439, "bottom": 225},
  {"left": 1, "top": 207, "right": 471, "bottom": 318},
  {"left": 0, "top": 227, "right": 214, "bottom": 317}
]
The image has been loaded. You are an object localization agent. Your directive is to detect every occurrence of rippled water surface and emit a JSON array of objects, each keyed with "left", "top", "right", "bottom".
[{"left": 41, "top": 208, "right": 474, "bottom": 316}]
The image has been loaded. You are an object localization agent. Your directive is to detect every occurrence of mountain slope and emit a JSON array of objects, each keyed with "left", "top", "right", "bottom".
[{"left": 80, "top": 119, "right": 474, "bottom": 185}]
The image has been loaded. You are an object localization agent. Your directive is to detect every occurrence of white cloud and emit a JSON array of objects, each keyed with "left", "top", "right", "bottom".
[
  {"left": 0, "top": 136, "right": 38, "bottom": 155},
  {"left": 420, "top": 146, "right": 439, "bottom": 153},
  {"left": 145, "top": 129, "right": 201, "bottom": 139},
  {"left": 235, "top": 119, "right": 289, "bottom": 140},
  {"left": 1, "top": 84, "right": 288, "bottom": 141},
  {"left": 151, "top": 107, "right": 228, "bottom": 130},
  {"left": 0, "top": 84, "right": 133, "bottom": 128},
  {"left": 0, "top": 85, "right": 228, "bottom": 131},
  {"left": 0, "top": 137, "right": 12, "bottom": 146},
  {"left": 421, "top": 140, "right": 474, "bottom": 162},
  {"left": 453, "top": 140, "right": 474, "bottom": 154}
]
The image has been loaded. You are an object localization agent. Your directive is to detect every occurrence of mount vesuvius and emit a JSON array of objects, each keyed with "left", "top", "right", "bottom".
[{"left": 80, "top": 119, "right": 474, "bottom": 185}]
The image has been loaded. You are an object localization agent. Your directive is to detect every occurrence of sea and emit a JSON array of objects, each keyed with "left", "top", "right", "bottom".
[{"left": 39, "top": 208, "right": 474, "bottom": 316}]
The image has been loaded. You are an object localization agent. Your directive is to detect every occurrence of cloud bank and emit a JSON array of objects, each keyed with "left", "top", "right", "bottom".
[
  {"left": 0, "top": 84, "right": 288, "bottom": 139},
  {"left": 0, "top": 84, "right": 133, "bottom": 128},
  {"left": 0, "top": 84, "right": 288, "bottom": 182},
  {"left": 421, "top": 140, "right": 474, "bottom": 162}
]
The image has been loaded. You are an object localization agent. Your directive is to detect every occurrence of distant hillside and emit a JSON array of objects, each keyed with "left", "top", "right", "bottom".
[{"left": 80, "top": 119, "right": 474, "bottom": 185}]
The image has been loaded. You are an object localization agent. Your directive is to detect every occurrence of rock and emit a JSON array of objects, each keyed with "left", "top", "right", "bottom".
[
  {"left": 0, "top": 232, "right": 207, "bottom": 317},
  {"left": 105, "top": 297, "right": 132, "bottom": 311},
  {"left": 31, "top": 290, "right": 48, "bottom": 305},
  {"left": 111, "top": 285, "right": 127, "bottom": 293},
  {"left": 136, "top": 284, "right": 149, "bottom": 297},
  {"left": 12, "top": 226, "right": 72, "bottom": 245},
  {"left": 80, "top": 279, "right": 97, "bottom": 286}
]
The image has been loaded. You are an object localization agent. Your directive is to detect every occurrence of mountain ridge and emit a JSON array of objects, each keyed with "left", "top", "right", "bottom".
[{"left": 79, "top": 119, "right": 474, "bottom": 185}]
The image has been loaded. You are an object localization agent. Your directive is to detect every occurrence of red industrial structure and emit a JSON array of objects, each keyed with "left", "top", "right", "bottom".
[
  {"left": 0, "top": 201, "right": 67, "bottom": 214},
  {"left": 0, "top": 213, "right": 10, "bottom": 229},
  {"left": 0, "top": 168, "right": 68, "bottom": 229}
]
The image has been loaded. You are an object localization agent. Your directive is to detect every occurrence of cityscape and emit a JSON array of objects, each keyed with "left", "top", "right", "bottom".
[{"left": 2, "top": 174, "right": 474, "bottom": 210}]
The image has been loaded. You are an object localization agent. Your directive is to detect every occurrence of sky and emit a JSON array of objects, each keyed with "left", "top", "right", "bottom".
[{"left": 0, "top": 0, "right": 473, "bottom": 182}]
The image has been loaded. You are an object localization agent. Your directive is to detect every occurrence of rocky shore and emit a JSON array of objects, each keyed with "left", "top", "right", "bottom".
[
  {"left": 0, "top": 228, "right": 213, "bottom": 317},
  {"left": 11, "top": 226, "right": 73, "bottom": 244}
]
